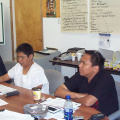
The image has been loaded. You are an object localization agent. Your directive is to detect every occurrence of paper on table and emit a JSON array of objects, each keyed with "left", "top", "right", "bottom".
[
  {"left": 41, "top": 97, "right": 81, "bottom": 119},
  {"left": 0, "top": 99, "right": 8, "bottom": 106},
  {"left": 39, "top": 49, "right": 57, "bottom": 54},
  {"left": 44, "top": 110, "right": 64, "bottom": 119},
  {"left": 0, "top": 84, "right": 17, "bottom": 95},
  {"left": 0, "top": 109, "right": 34, "bottom": 120},
  {"left": 41, "top": 97, "right": 81, "bottom": 109},
  {"left": 44, "top": 108, "right": 79, "bottom": 119}
]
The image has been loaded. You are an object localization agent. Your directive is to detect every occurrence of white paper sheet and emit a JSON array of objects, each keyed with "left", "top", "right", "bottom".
[
  {"left": 41, "top": 97, "right": 81, "bottom": 119},
  {"left": 41, "top": 97, "right": 81, "bottom": 109},
  {"left": 0, "top": 110, "right": 34, "bottom": 120},
  {"left": 0, "top": 99, "right": 8, "bottom": 106},
  {"left": 0, "top": 84, "right": 17, "bottom": 95}
]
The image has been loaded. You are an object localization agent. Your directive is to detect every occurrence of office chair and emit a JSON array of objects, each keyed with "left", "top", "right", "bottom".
[
  {"left": 108, "top": 81, "right": 120, "bottom": 120},
  {"left": 44, "top": 69, "right": 65, "bottom": 95},
  {"left": 3, "top": 61, "right": 17, "bottom": 84},
  {"left": 3, "top": 61, "right": 17, "bottom": 71}
]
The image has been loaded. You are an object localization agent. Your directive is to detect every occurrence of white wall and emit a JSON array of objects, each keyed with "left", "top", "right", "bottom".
[
  {"left": 0, "top": 1, "right": 120, "bottom": 81},
  {"left": 43, "top": 18, "right": 120, "bottom": 79},
  {"left": 0, "top": 0, "right": 12, "bottom": 61},
  {"left": 43, "top": 18, "right": 120, "bottom": 52}
]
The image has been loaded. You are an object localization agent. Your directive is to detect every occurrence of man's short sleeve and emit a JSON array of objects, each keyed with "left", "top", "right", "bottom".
[
  {"left": 64, "top": 72, "right": 84, "bottom": 92},
  {"left": 89, "top": 74, "right": 115, "bottom": 102}
]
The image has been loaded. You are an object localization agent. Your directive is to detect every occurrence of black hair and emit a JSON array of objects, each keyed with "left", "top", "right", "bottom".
[
  {"left": 16, "top": 43, "right": 34, "bottom": 57},
  {"left": 85, "top": 50, "right": 105, "bottom": 70}
]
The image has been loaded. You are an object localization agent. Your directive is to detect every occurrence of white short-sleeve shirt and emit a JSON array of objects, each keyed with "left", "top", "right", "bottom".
[{"left": 8, "top": 62, "right": 49, "bottom": 94}]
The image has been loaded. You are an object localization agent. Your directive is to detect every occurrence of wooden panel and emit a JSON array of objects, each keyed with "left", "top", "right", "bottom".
[
  {"left": 10, "top": 0, "right": 14, "bottom": 60},
  {"left": 15, "top": 0, "right": 43, "bottom": 51},
  {"left": 56, "top": 0, "right": 60, "bottom": 17}
]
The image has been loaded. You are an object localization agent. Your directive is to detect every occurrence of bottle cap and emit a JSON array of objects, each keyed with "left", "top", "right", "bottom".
[
  {"left": 34, "top": 118, "right": 38, "bottom": 120},
  {"left": 66, "top": 95, "right": 71, "bottom": 99},
  {"left": 34, "top": 116, "right": 40, "bottom": 120},
  {"left": 32, "top": 87, "right": 41, "bottom": 91}
]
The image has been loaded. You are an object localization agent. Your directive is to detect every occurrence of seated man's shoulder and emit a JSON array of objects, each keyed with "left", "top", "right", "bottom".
[
  {"left": 75, "top": 72, "right": 86, "bottom": 78},
  {"left": 98, "top": 70, "right": 115, "bottom": 84},
  {"left": 71, "top": 72, "right": 87, "bottom": 81},
  {"left": 100, "top": 70, "right": 113, "bottom": 78}
]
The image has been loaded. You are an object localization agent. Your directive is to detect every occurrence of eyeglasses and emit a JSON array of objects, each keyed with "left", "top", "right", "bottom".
[
  {"left": 16, "top": 56, "right": 26, "bottom": 60},
  {"left": 79, "top": 61, "right": 87, "bottom": 65}
]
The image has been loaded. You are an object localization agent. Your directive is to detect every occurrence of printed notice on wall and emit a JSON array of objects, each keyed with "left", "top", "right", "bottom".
[
  {"left": 99, "top": 34, "right": 111, "bottom": 49},
  {"left": 89, "top": 0, "right": 120, "bottom": 34},
  {"left": 61, "top": 0, "right": 88, "bottom": 33}
]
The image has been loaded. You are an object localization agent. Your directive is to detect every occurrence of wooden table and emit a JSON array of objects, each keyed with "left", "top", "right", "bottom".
[
  {"left": 50, "top": 59, "right": 120, "bottom": 75},
  {"left": 0, "top": 83, "right": 109, "bottom": 120}
]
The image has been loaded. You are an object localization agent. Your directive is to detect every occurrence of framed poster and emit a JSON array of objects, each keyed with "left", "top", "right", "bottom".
[
  {"left": 42, "top": 0, "right": 60, "bottom": 17},
  {"left": 0, "top": 3, "right": 4, "bottom": 44}
]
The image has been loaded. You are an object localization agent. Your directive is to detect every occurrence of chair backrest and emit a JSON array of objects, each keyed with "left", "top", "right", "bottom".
[
  {"left": 44, "top": 69, "right": 65, "bottom": 95},
  {"left": 115, "top": 81, "right": 120, "bottom": 108},
  {"left": 108, "top": 81, "right": 120, "bottom": 120},
  {"left": 3, "top": 61, "right": 17, "bottom": 71},
  {"left": 3, "top": 61, "right": 17, "bottom": 84}
]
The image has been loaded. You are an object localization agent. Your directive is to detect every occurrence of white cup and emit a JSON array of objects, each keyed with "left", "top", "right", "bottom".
[
  {"left": 76, "top": 53, "right": 82, "bottom": 61},
  {"left": 72, "top": 56, "right": 75, "bottom": 61}
]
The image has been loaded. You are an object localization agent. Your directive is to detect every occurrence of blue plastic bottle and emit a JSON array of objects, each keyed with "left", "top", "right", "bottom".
[{"left": 64, "top": 95, "right": 73, "bottom": 120}]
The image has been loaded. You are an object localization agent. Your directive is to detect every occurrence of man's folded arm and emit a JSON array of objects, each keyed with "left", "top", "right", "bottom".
[
  {"left": 55, "top": 84, "right": 87, "bottom": 98},
  {"left": 0, "top": 73, "right": 11, "bottom": 82},
  {"left": 73, "top": 94, "right": 98, "bottom": 106},
  {"left": 55, "top": 84, "right": 98, "bottom": 106}
]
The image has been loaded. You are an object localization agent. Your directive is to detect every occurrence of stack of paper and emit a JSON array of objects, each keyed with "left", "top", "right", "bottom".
[
  {"left": 41, "top": 97, "right": 80, "bottom": 110},
  {"left": 35, "top": 49, "right": 58, "bottom": 55},
  {"left": 41, "top": 97, "right": 81, "bottom": 119}
]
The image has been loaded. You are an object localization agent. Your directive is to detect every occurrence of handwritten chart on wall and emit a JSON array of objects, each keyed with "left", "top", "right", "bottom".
[
  {"left": 0, "top": 3, "right": 4, "bottom": 44},
  {"left": 61, "top": 0, "right": 88, "bottom": 33},
  {"left": 89, "top": 0, "right": 120, "bottom": 34}
]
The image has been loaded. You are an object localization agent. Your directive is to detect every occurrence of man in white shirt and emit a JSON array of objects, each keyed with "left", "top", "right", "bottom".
[{"left": 0, "top": 43, "right": 49, "bottom": 94}]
